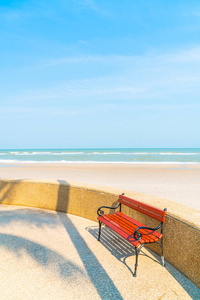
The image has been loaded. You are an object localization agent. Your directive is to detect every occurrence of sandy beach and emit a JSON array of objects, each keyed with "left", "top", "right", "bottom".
[{"left": 0, "top": 163, "right": 199, "bottom": 211}]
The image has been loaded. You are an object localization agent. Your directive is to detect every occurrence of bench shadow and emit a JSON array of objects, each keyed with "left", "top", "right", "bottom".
[
  {"left": 85, "top": 225, "right": 160, "bottom": 277},
  {"left": 86, "top": 225, "right": 200, "bottom": 300}
]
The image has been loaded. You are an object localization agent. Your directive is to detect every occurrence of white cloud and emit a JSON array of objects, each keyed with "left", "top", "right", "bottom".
[
  {"left": 36, "top": 46, "right": 200, "bottom": 67},
  {"left": 1, "top": 46, "right": 200, "bottom": 108}
]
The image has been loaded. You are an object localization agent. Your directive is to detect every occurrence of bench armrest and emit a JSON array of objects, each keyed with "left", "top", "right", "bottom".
[
  {"left": 134, "top": 223, "right": 162, "bottom": 241},
  {"left": 97, "top": 203, "right": 121, "bottom": 216}
]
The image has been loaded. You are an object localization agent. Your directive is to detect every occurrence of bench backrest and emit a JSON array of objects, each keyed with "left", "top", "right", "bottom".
[{"left": 119, "top": 194, "right": 166, "bottom": 223}]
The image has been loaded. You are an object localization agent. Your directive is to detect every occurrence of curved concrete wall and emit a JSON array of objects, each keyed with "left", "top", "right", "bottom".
[{"left": 0, "top": 179, "right": 199, "bottom": 288}]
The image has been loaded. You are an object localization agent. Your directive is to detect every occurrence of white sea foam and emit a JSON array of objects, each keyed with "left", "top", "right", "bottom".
[
  {"left": 10, "top": 152, "right": 19, "bottom": 154},
  {"left": 88, "top": 152, "right": 158, "bottom": 155},
  {"left": 12, "top": 152, "right": 54, "bottom": 155},
  {"left": 31, "top": 152, "right": 52, "bottom": 155},
  {"left": 15, "top": 152, "right": 33, "bottom": 155},
  {"left": 4, "top": 151, "right": 200, "bottom": 156},
  {"left": 51, "top": 152, "right": 84, "bottom": 155},
  {"left": 86, "top": 152, "right": 199, "bottom": 155},
  {"left": 0, "top": 159, "right": 199, "bottom": 165},
  {"left": 0, "top": 160, "right": 18, "bottom": 163},
  {"left": 159, "top": 152, "right": 199, "bottom": 155},
  {"left": 90, "top": 152, "right": 122, "bottom": 155}
]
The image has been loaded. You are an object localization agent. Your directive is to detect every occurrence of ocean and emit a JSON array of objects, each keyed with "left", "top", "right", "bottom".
[{"left": 0, "top": 148, "right": 199, "bottom": 164}]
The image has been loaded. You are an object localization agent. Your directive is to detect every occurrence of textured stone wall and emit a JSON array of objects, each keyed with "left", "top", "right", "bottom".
[{"left": 0, "top": 179, "right": 199, "bottom": 288}]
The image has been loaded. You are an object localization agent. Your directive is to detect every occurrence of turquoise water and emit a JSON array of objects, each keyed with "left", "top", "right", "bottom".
[{"left": 0, "top": 148, "right": 199, "bottom": 164}]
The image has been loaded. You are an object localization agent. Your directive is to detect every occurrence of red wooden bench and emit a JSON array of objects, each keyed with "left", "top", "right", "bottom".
[{"left": 97, "top": 194, "right": 167, "bottom": 276}]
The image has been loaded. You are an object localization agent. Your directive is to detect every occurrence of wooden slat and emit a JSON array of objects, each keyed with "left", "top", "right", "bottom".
[
  {"left": 98, "top": 215, "right": 141, "bottom": 248},
  {"left": 108, "top": 214, "right": 156, "bottom": 243},
  {"left": 102, "top": 215, "right": 138, "bottom": 238},
  {"left": 99, "top": 214, "right": 154, "bottom": 245},
  {"left": 116, "top": 212, "right": 163, "bottom": 239},
  {"left": 119, "top": 195, "right": 166, "bottom": 216},
  {"left": 107, "top": 214, "right": 137, "bottom": 232},
  {"left": 107, "top": 214, "right": 153, "bottom": 243},
  {"left": 121, "top": 201, "right": 164, "bottom": 222},
  {"left": 98, "top": 212, "right": 162, "bottom": 246},
  {"left": 119, "top": 194, "right": 166, "bottom": 222},
  {"left": 109, "top": 214, "right": 160, "bottom": 243}
]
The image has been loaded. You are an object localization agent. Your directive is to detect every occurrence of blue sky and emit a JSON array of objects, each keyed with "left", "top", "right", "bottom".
[{"left": 0, "top": 0, "right": 200, "bottom": 149}]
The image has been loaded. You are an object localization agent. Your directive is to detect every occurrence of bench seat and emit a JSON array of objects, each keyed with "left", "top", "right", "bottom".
[{"left": 98, "top": 211, "right": 163, "bottom": 248}]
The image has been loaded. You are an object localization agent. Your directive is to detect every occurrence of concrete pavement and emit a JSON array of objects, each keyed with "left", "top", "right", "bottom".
[{"left": 0, "top": 204, "right": 199, "bottom": 300}]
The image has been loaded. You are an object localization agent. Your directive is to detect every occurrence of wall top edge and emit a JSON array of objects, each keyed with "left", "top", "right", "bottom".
[{"left": 0, "top": 178, "right": 199, "bottom": 230}]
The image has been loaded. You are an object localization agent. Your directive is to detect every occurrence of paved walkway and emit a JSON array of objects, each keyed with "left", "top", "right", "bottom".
[{"left": 0, "top": 205, "right": 199, "bottom": 300}]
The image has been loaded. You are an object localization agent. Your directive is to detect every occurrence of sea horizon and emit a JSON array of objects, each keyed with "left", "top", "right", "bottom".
[{"left": 0, "top": 148, "right": 200, "bottom": 164}]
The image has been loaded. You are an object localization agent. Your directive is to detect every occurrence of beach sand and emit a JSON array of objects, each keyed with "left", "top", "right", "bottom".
[{"left": 0, "top": 163, "right": 199, "bottom": 211}]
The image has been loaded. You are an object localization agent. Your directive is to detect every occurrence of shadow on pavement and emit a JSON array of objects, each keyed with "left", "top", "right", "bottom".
[
  {"left": 56, "top": 180, "right": 123, "bottom": 300},
  {"left": 86, "top": 225, "right": 200, "bottom": 300},
  {"left": 0, "top": 233, "right": 86, "bottom": 280}
]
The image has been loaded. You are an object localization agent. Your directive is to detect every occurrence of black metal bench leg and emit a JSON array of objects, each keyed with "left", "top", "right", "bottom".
[
  {"left": 98, "top": 220, "right": 102, "bottom": 241},
  {"left": 160, "top": 237, "right": 165, "bottom": 266},
  {"left": 133, "top": 247, "right": 139, "bottom": 277}
]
